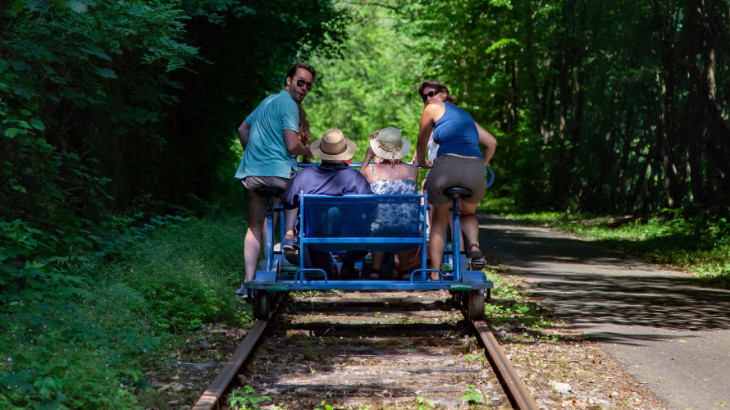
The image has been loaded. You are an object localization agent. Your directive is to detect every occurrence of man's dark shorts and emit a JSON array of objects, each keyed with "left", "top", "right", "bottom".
[{"left": 242, "top": 169, "right": 297, "bottom": 222}]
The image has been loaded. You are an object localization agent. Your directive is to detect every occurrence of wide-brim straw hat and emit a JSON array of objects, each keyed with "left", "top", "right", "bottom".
[
  {"left": 310, "top": 128, "right": 358, "bottom": 161},
  {"left": 370, "top": 127, "right": 411, "bottom": 161}
]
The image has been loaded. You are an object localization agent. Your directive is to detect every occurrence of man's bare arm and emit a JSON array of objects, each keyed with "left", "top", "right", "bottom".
[
  {"left": 283, "top": 129, "right": 312, "bottom": 157},
  {"left": 238, "top": 121, "right": 251, "bottom": 150}
]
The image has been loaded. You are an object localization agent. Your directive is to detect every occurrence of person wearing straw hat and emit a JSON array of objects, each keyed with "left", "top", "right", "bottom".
[
  {"left": 360, "top": 127, "right": 419, "bottom": 280},
  {"left": 283, "top": 129, "right": 371, "bottom": 279}
]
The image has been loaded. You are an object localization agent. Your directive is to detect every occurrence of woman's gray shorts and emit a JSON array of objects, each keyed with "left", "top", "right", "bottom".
[{"left": 425, "top": 154, "right": 487, "bottom": 206}]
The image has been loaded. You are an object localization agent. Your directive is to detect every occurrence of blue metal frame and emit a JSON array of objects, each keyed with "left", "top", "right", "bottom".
[
  {"left": 486, "top": 165, "right": 495, "bottom": 188},
  {"left": 244, "top": 162, "right": 496, "bottom": 293},
  {"left": 246, "top": 190, "right": 493, "bottom": 292},
  {"left": 264, "top": 202, "right": 285, "bottom": 271}
]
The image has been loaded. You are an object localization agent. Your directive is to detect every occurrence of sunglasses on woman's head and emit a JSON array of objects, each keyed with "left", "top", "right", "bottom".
[
  {"left": 421, "top": 89, "right": 439, "bottom": 102},
  {"left": 296, "top": 79, "right": 313, "bottom": 91}
]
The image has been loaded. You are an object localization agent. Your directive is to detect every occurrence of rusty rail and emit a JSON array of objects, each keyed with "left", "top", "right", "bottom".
[
  {"left": 473, "top": 320, "right": 539, "bottom": 410},
  {"left": 194, "top": 303, "right": 538, "bottom": 410},
  {"left": 192, "top": 320, "right": 268, "bottom": 410}
]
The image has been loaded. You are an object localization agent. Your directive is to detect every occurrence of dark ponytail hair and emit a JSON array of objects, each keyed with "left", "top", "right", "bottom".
[{"left": 418, "top": 80, "right": 458, "bottom": 106}]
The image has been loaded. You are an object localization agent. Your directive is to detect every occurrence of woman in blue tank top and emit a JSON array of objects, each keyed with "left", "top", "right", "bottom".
[{"left": 415, "top": 81, "right": 497, "bottom": 279}]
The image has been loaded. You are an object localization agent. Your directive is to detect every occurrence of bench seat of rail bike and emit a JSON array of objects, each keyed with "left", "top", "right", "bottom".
[{"left": 247, "top": 193, "right": 492, "bottom": 292}]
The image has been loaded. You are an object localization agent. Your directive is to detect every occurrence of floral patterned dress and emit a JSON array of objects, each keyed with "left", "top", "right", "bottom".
[{"left": 369, "top": 165, "right": 420, "bottom": 235}]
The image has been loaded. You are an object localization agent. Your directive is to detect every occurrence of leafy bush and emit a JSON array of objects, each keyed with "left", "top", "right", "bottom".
[{"left": 1, "top": 214, "right": 250, "bottom": 408}]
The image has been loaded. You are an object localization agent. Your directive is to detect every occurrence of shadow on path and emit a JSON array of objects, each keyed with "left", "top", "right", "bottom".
[{"left": 477, "top": 214, "right": 730, "bottom": 337}]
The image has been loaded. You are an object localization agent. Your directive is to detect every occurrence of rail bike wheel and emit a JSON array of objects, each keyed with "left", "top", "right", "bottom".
[
  {"left": 467, "top": 289, "right": 485, "bottom": 321},
  {"left": 253, "top": 290, "right": 270, "bottom": 320}
]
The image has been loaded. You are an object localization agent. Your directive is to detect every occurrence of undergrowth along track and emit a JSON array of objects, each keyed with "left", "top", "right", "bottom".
[{"left": 194, "top": 290, "right": 538, "bottom": 409}]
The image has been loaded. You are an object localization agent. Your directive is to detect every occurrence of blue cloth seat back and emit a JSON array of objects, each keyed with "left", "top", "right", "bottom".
[{"left": 302, "top": 194, "right": 423, "bottom": 252}]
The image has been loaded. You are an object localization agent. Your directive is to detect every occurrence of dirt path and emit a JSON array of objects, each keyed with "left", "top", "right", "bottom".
[{"left": 478, "top": 214, "right": 730, "bottom": 410}]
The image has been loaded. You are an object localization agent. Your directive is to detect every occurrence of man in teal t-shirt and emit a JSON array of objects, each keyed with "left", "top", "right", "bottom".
[{"left": 235, "top": 62, "right": 315, "bottom": 296}]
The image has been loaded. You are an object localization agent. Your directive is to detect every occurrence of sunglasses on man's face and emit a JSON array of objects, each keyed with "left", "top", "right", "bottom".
[
  {"left": 296, "top": 79, "right": 313, "bottom": 91},
  {"left": 421, "top": 89, "right": 439, "bottom": 102}
]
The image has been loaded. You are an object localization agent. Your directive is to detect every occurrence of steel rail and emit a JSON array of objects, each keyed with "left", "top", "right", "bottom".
[
  {"left": 194, "top": 304, "right": 535, "bottom": 410},
  {"left": 192, "top": 320, "right": 268, "bottom": 410},
  {"left": 472, "top": 320, "right": 539, "bottom": 410}
]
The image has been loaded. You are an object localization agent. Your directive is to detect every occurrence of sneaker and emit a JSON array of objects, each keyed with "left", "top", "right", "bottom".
[
  {"left": 235, "top": 286, "right": 253, "bottom": 303},
  {"left": 400, "top": 270, "right": 412, "bottom": 281},
  {"left": 368, "top": 268, "right": 382, "bottom": 280},
  {"left": 282, "top": 236, "right": 299, "bottom": 254}
]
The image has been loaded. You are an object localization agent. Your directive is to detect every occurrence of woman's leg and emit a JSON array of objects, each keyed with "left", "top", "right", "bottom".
[
  {"left": 459, "top": 200, "right": 485, "bottom": 267},
  {"left": 397, "top": 250, "right": 412, "bottom": 279},
  {"left": 428, "top": 204, "right": 451, "bottom": 275},
  {"left": 396, "top": 250, "right": 412, "bottom": 270},
  {"left": 371, "top": 251, "right": 384, "bottom": 270},
  {"left": 459, "top": 201, "right": 480, "bottom": 248}
]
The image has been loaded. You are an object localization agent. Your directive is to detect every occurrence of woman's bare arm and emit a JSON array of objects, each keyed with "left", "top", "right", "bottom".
[
  {"left": 417, "top": 105, "right": 443, "bottom": 169},
  {"left": 359, "top": 145, "right": 377, "bottom": 184},
  {"left": 475, "top": 121, "right": 497, "bottom": 165}
]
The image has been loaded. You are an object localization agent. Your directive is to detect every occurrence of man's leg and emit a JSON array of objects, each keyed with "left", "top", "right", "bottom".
[
  {"left": 308, "top": 248, "right": 338, "bottom": 277},
  {"left": 284, "top": 207, "right": 298, "bottom": 237},
  {"left": 283, "top": 169, "right": 299, "bottom": 242},
  {"left": 341, "top": 250, "right": 368, "bottom": 279},
  {"left": 244, "top": 218, "right": 265, "bottom": 282},
  {"left": 242, "top": 180, "right": 270, "bottom": 284},
  {"left": 282, "top": 206, "right": 299, "bottom": 254}
]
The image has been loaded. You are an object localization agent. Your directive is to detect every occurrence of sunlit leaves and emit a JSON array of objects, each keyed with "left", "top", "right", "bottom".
[
  {"left": 97, "top": 68, "right": 117, "bottom": 78},
  {"left": 4, "top": 128, "right": 23, "bottom": 138},
  {"left": 29, "top": 119, "right": 45, "bottom": 131},
  {"left": 488, "top": 0, "right": 512, "bottom": 9},
  {"left": 485, "top": 38, "right": 520, "bottom": 54}
]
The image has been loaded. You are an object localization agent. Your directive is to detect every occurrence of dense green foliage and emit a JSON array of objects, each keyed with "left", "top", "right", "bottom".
[
  {"left": 1, "top": 0, "right": 729, "bottom": 405},
  {"left": 1, "top": 213, "right": 251, "bottom": 408},
  {"left": 1, "top": 0, "right": 344, "bottom": 407},
  {"left": 306, "top": 0, "right": 729, "bottom": 279},
  {"left": 398, "top": 0, "right": 730, "bottom": 214},
  {"left": 306, "top": 3, "right": 427, "bottom": 153}
]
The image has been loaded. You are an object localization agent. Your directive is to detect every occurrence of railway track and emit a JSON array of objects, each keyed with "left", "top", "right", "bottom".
[{"left": 194, "top": 290, "right": 538, "bottom": 410}]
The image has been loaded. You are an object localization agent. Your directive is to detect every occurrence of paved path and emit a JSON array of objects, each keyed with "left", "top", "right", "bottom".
[{"left": 478, "top": 214, "right": 730, "bottom": 410}]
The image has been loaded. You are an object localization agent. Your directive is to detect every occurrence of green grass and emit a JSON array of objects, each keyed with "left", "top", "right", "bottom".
[
  {"left": 484, "top": 269, "right": 554, "bottom": 329},
  {"left": 497, "top": 210, "right": 730, "bottom": 288},
  {"left": 0, "top": 214, "right": 252, "bottom": 408}
]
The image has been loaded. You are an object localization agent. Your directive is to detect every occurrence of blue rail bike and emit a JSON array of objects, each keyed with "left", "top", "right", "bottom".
[{"left": 241, "top": 163, "right": 496, "bottom": 321}]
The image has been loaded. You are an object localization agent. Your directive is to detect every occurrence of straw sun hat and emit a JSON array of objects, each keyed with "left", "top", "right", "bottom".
[
  {"left": 310, "top": 128, "right": 358, "bottom": 161},
  {"left": 370, "top": 127, "right": 411, "bottom": 161}
]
